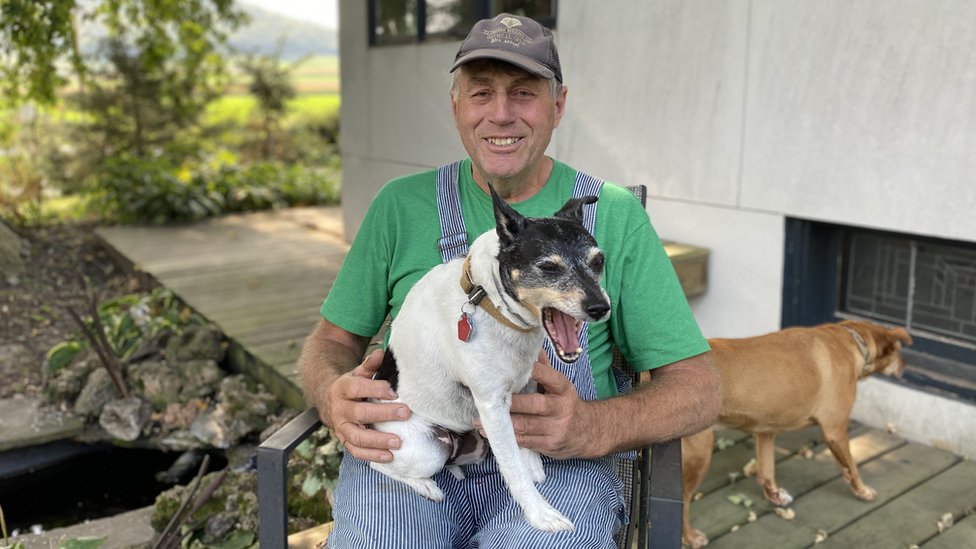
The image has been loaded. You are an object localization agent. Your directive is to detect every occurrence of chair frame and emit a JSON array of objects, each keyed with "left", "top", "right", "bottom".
[{"left": 257, "top": 184, "right": 684, "bottom": 548}]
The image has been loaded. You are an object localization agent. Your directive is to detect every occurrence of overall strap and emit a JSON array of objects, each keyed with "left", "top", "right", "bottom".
[
  {"left": 544, "top": 170, "right": 603, "bottom": 401},
  {"left": 433, "top": 164, "right": 609, "bottom": 402},
  {"left": 436, "top": 161, "right": 468, "bottom": 262}
]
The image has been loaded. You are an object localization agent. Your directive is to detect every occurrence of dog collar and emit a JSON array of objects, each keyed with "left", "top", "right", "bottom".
[
  {"left": 844, "top": 326, "right": 873, "bottom": 375},
  {"left": 459, "top": 256, "right": 535, "bottom": 334}
]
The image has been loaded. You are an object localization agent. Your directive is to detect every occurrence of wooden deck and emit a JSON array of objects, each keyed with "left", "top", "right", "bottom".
[
  {"left": 97, "top": 207, "right": 349, "bottom": 409},
  {"left": 96, "top": 207, "right": 976, "bottom": 548}
]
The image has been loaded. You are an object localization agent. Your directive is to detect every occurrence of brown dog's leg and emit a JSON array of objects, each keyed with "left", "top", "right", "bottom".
[
  {"left": 754, "top": 432, "right": 793, "bottom": 506},
  {"left": 681, "top": 428, "right": 714, "bottom": 548},
  {"left": 821, "top": 422, "right": 878, "bottom": 501}
]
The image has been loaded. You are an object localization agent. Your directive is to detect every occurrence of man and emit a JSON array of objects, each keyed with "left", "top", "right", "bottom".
[{"left": 299, "top": 13, "right": 720, "bottom": 547}]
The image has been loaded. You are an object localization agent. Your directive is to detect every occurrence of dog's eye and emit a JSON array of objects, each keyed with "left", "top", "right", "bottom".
[
  {"left": 590, "top": 253, "right": 605, "bottom": 273},
  {"left": 537, "top": 261, "right": 563, "bottom": 274}
]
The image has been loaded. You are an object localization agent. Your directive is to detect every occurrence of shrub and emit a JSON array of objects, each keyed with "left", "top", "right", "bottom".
[{"left": 86, "top": 155, "right": 340, "bottom": 224}]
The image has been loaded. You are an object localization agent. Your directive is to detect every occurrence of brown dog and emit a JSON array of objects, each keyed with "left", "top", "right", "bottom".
[{"left": 681, "top": 320, "right": 913, "bottom": 548}]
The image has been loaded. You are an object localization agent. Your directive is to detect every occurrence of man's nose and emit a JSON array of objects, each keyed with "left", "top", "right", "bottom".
[{"left": 488, "top": 95, "right": 515, "bottom": 123}]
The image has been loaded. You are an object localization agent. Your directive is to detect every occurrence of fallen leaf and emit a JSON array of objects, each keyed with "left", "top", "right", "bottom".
[
  {"left": 716, "top": 437, "right": 735, "bottom": 450},
  {"left": 814, "top": 529, "right": 828, "bottom": 544},
  {"left": 937, "top": 512, "right": 954, "bottom": 533},
  {"left": 742, "top": 458, "right": 758, "bottom": 477},
  {"left": 774, "top": 507, "right": 796, "bottom": 521},
  {"left": 747, "top": 510, "right": 757, "bottom": 523}
]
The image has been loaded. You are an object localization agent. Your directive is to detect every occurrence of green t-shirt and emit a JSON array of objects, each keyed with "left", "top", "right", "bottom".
[{"left": 321, "top": 158, "right": 709, "bottom": 398}]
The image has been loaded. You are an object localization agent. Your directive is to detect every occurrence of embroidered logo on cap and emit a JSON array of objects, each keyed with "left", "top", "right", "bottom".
[
  {"left": 499, "top": 17, "right": 522, "bottom": 28},
  {"left": 484, "top": 18, "right": 534, "bottom": 48}
]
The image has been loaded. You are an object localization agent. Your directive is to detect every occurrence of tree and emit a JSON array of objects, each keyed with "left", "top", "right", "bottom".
[
  {"left": 237, "top": 43, "right": 302, "bottom": 160},
  {"left": 0, "top": 0, "right": 248, "bottom": 108}
]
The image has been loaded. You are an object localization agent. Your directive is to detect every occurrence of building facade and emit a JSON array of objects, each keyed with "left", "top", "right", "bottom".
[{"left": 335, "top": 0, "right": 976, "bottom": 456}]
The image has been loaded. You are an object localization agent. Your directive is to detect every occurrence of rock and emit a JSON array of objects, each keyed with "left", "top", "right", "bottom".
[
  {"left": 0, "top": 219, "right": 26, "bottom": 281},
  {"left": 217, "top": 375, "right": 281, "bottom": 433},
  {"left": 74, "top": 368, "right": 121, "bottom": 417},
  {"left": 46, "top": 353, "right": 98, "bottom": 404},
  {"left": 99, "top": 397, "right": 151, "bottom": 441},
  {"left": 175, "top": 359, "right": 224, "bottom": 399},
  {"left": 189, "top": 407, "right": 235, "bottom": 449},
  {"left": 166, "top": 324, "right": 226, "bottom": 363},
  {"left": 127, "top": 360, "right": 184, "bottom": 409}
]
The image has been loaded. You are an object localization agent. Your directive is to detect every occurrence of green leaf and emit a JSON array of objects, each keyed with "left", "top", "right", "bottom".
[
  {"left": 56, "top": 537, "right": 106, "bottom": 549},
  {"left": 46, "top": 341, "right": 82, "bottom": 374},
  {"left": 301, "top": 474, "right": 324, "bottom": 497},
  {"left": 209, "top": 531, "right": 254, "bottom": 549}
]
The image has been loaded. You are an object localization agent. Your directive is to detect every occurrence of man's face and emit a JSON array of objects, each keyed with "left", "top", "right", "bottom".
[{"left": 451, "top": 61, "right": 566, "bottom": 186}]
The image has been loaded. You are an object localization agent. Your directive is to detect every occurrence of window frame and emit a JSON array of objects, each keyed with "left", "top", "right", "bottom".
[
  {"left": 782, "top": 217, "right": 976, "bottom": 402},
  {"left": 367, "top": 0, "right": 557, "bottom": 47}
]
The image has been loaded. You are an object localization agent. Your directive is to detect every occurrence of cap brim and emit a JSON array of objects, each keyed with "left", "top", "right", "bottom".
[{"left": 450, "top": 49, "right": 556, "bottom": 81}]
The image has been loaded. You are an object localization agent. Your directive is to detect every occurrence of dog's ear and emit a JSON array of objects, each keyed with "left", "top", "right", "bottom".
[
  {"left": 488, "top": 181, "right": 526, "bottom": 245},
  {"left": 889, "top": 327, "right": 913, "bottom": 346},
  {"left": 554, "top": 195, "right": 597, "bottom": 224}
]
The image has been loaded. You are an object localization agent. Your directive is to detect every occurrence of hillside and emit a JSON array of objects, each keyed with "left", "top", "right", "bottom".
[
  {"left": 76, "top": 1, "right": 337, "bottom": 61},
  {"left": 232, "top": 2, "right": 338, "bottom": 59}
]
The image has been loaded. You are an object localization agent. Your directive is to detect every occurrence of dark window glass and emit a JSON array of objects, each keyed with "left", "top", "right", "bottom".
[
  {"left": 843, "top": 233, "right": 976, "bottom": 345},
  {"left": 372, "top": 0, "right": 419, "bottom": 45},
  {"left": 370, "top": 0, "right": 556, "bottom": 46}
]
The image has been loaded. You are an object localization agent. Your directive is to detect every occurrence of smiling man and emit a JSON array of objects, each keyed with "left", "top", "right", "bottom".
[{"left": 298, "top": 13, "right": 720, "bottom": 548}]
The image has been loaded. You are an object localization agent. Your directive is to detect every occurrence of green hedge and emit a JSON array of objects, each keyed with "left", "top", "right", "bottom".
[{"left": 87, "top": 156, "right": 340, "bottom": 224}]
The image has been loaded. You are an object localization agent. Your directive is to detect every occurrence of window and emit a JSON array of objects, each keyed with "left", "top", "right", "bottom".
[
  {"left": 783, "top": 218, "right": 976, "bottom": 402},
  {"left": 369, "top": 0, "right": 557, "bottom": 46}
]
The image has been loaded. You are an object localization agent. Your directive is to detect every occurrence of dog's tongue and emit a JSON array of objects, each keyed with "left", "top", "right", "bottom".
[{"left": 545, "top": 308, "right": 581, "bottom": 362}]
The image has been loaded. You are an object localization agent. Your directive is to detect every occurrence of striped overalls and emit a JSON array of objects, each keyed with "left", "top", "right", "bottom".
[{"left": 327, "top": 163, "right": 628, "bottom": 548}]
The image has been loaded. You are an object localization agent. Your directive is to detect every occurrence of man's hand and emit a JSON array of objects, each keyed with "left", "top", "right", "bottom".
[
  {"left": 479, "top": 351, "right": 604, "bottom": 460},
  {"left": 326, "top": 349, "right": 412, "bottom": 463}
]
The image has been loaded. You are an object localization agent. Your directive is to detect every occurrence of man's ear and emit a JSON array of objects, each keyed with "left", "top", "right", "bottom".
[
  {"left": 490, "top": 182, "right": 526, "bottom": 247},
  {"left": 554, "top": 195, "right": 597, "bottom": 224}
]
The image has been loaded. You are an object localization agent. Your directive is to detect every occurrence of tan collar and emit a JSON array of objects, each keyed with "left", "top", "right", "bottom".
[
  {"left": 459, "top": 256, "right": 536, "bottom": 333},
  {"left": 845, "top": 326, "right": 873, "bottom": 375}
]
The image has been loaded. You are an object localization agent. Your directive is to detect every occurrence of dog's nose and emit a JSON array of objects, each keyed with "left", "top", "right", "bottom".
[{"left": 586, "top": 303, "right": 610, "bottom": 320}]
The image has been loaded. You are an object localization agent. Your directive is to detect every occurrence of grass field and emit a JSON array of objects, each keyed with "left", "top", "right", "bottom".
[{"left": 211, "top": 54, "right": 340, "bottom": 125}]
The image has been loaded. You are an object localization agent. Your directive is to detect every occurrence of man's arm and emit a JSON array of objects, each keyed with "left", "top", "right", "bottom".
[
  {"left": 298, "top": 318, "right": 411, "bottom": 463},
  {"left": 506, "top": 351, "right": 720, "bottom": 459}
]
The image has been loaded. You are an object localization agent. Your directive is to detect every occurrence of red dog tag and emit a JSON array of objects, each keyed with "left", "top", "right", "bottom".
[{"left": 457, "top": 313, "right": 474, "bottom": 342}]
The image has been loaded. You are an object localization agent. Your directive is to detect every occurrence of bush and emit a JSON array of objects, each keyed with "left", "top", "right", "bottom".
[{"left": 86, "top": 155, "right": 340, "bottom": 224}]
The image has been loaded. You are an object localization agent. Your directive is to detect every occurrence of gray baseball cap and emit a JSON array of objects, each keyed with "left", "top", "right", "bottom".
[{"left": 450, "top": 13, "right": 562, "bottom": 83}]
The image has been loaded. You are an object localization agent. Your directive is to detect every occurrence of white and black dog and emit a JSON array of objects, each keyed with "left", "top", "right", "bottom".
[{"left": 369, "top": 184, "right": 611, "bottom": 532}]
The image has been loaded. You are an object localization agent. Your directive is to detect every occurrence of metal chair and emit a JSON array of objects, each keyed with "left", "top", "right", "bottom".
[
  {"left": 257, "top": 409, "right": 682, "bottom": 548},
  {"left": 257, "top": 184, "right": 684, "bottom": 548}
]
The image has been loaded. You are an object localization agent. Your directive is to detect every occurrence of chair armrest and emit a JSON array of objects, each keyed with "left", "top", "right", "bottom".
[
  {"left": 645, "top": 437, "right": 683, "bottom": 549},
  {"left": 258, "top": 408, "right": 323, "bottom": 549}
]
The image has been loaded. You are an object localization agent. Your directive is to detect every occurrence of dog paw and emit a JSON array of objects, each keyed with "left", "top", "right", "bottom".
[
  {"left": 522, "top": 448, "right": 547, "bottom": 484},
  {"left": 683, "top": 528, "right": 709, "bottom": 548},
  {"left": 525, "top": 504, "right": 575, "bottom": 532},
  {"left": 765, "top": 486, "right": 794, "bottom": 507},
  {"left": 854, "top": 485, "right": 878, "bottom": 501},
  {"left": 406, "top": 478, "right": 445, "bottom": 502}
]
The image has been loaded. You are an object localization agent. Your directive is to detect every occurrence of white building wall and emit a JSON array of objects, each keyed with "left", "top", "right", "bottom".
[
  {"left": 339, "top": 0, "right": 976, "bottom": 338},
  {"left": 337, "top": 0, "right": 976, "bottom": 457}
]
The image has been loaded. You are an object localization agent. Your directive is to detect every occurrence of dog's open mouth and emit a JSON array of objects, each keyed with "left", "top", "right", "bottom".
[{"left": 543, "top": 307, "right": 583, "bottom": 363}]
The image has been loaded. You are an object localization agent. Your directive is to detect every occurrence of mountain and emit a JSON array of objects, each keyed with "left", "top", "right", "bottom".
[
  {"left": 75, "top": 1, "right": 338, "bottom": 61},
  {"left": 232, "top": 2, "right": 338, "bottom": 59}
]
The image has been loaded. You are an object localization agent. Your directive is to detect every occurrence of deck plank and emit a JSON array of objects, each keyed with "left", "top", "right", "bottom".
[
  {"left": 922, "top": 511, "right": 976, "bottom": 548},
  {"left": 819, "top": 459, "right": 976, "bottom": 548},
  {"left": 706, "top": 440, "right": 959, "bottom": 549},
  {"left": 687, "top": 428, "right": 905, "bottom": 542}
]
